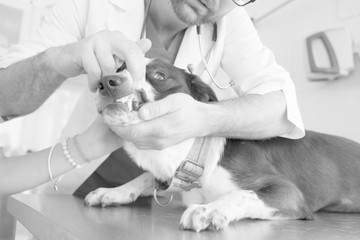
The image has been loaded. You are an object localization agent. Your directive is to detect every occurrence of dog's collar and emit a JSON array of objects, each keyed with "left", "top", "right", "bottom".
[{"left": 155, "top": 137, "right": 212, "bottom": 193}]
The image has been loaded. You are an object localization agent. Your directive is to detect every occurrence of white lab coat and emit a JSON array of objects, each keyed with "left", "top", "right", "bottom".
[{"left": 0, "top": 0, "right": 304, "bottom": 193}]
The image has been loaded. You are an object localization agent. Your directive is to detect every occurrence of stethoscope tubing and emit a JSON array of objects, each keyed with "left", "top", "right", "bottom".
[{"left": 196, "top": 25, "right": 234, "bottom": 89}]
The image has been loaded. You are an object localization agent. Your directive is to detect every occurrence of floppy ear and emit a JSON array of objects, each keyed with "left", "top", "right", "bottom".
[{"left": 186, "top": 74, "right": 218, "bottom": 103}]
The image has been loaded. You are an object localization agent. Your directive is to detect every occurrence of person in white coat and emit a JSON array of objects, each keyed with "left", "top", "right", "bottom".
[{"left": 0, "top": 0, "right": 305, "bottom": 196}]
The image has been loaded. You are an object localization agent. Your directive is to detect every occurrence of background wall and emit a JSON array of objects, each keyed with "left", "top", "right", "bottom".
[{"left": 246, "top": 0, "right": 360, "bottom": 142}]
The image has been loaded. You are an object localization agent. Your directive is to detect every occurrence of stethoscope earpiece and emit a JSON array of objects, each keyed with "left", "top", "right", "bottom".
[{"left": 187, "top": 64, "right": 195, "bottom": 75}]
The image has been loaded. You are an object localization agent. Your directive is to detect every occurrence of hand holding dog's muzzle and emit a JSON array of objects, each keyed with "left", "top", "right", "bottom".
[
  {"left": 108, "top": 93, "right": 207, "bottom": 150},
  {"left": 49, "top": 31, "right": 151, "bottom": 92}
]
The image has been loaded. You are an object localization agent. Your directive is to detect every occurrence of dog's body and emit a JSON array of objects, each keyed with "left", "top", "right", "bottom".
[{"left": 85, "top": 59, "right": 360, "bottom": 232}]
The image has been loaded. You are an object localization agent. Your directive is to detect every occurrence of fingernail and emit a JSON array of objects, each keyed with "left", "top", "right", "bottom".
[{"left": 140, "top": 107, "right": 150, "bottom": 120}]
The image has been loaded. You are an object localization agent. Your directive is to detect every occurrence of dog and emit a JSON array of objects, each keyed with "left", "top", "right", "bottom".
[{"left": 84, "top": 58, "right": 360, "bottom": 232}]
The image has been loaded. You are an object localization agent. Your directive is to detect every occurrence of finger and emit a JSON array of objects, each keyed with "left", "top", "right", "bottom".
[
  {"left": 132, "top": 38, "right": 151, "bottom": 86},
  {"left": 110, "top": 122, "right": 151, "bottom": 141},
  {"left": 94, "top": 44, "right": 116, "bottom": 76},
  {"left": 120, "top": 38, "right": 151, "bottom": 85},
  {"left": 81, "top": 52, "right": 102, "bottom": 92},
  {"left": 138, "top": 97, "right": 174, "bottom": 121},
  {"left": 122, "top": 46, "right": 146, "bottom": 85},
  {"left": 110, "top": 43, "right": 144, "bottom": 87},
  {"left": 111, "top": 37, "right": 151, "bottom": 85},
  {"left": 109, "top": 125, "right": 135, "bottom": 140},
  {"left": 109, "top": 123, "right": 165, "bottom": 150}
]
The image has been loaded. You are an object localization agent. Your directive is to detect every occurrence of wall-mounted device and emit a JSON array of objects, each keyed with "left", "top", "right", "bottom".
[{"left": 306, "top": 27, "right": 354, "bottom": 81}]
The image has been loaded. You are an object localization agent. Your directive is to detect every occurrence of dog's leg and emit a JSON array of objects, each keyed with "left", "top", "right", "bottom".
[
  {"left": 180, "top": 180, "right": 312, "bottom": 232},
  {"left": 180, "top": 190, "right": 273, "bottom": 232},
  {"left": 254, "top": 177, "right": 313, "bottom": 220},
  {"left": 84, "top": 172, "right": 154, "bottom": 207}
]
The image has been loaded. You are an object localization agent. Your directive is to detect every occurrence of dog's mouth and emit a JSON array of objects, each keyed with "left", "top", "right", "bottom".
[
  {"left": 98, "top": 89, "right": 149, "bottom": 126},
  {"left": 104, "top": 93, "right": 142, "bottom": 113}
]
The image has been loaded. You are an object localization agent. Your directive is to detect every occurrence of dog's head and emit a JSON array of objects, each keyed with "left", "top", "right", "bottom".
[{"left": 97, "top": 58, "right": 217, "bottom": 126}]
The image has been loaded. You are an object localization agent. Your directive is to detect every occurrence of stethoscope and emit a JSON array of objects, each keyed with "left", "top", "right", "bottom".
[
  {"left": 141, "top": 0, "right": 235, "bottom": 90},
  {"left": 196, "top": 24, "right": 235, "bottom": 89}
]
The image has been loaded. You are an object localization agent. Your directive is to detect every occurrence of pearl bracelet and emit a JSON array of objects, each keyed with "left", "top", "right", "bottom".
[
  {"left": 47, "top": 137, "right": 86, "bottom": 192},
  {"left": 61, "top": 138, "right": 84, "bottom": 169}
]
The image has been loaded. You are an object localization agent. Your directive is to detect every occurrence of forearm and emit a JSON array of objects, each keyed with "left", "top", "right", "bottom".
[
  {"left": 0, "top": 134, "right": 119, "bottom": 196},
  {"left": 0, "top": 140, "right": 76, "bottom": 195},
  {"left": 0, "top": 49, "right": 66, "bottom": 117},
  {"left": 203, "top": 91, "right": 295, "bottom": 139}
]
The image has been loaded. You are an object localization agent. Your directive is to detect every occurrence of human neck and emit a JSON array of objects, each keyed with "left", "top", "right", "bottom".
[{"left": 149, "top": 0, "right": 188, "bottom": 49}]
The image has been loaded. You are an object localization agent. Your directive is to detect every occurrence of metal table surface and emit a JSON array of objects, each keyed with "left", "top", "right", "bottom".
[{"left": 7, "top": 194, "right": 360, "bottom": 240}]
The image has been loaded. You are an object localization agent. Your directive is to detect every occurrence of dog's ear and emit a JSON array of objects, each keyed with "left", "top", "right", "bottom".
[{"left": 187, "top": 74, "right": 218, "bottom": 103}]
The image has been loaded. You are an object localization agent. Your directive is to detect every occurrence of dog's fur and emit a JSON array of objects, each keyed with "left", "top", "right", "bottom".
[{"left": 85, "top": 58, "right": 360, "bottom": 232}]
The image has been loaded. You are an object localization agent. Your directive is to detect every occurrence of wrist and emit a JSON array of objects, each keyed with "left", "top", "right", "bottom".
[
  {"left": 198, "top": 102, "right": 222, "bottom": 137},
  {"left": 75, "top": 132, "right": 121, "bottom": 161},
  {"left": 73, "top": 134, "right": 97, "bottom": 161},
  {"left": 67, "top": 137, "right": 89, "bottom": 165},
  {"left": 42, "top": 46, "right": 68, "bottom": 81}
]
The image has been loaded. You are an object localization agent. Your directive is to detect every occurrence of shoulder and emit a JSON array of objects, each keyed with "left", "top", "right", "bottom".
[
  {"left": 224, "top": 7, "right": 252, "bottom": 25},
  {"left": 220, "top": 7, "right": 257, "bottom": 42}
]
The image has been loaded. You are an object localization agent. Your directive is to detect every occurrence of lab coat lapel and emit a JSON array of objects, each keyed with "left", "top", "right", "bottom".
[
  {"left": 174, "top": 19, "right": 225, "bottom": 86},
  {"left": 173, "top": 25, "right": 202, "bottom": 70}
]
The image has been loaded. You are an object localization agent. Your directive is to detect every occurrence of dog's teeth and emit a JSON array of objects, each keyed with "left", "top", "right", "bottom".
[
  {"left": 115, "top": 96, "right": 129, "bottom": 104},
  {"left": 113, "top": 95, "right": 136, "bottom": 112},
  {"left": 127, "top": 95, "right": 133, "bottom": 111},
  {"left": 115, "top": 98, "right": 125, "bottom": 103}
]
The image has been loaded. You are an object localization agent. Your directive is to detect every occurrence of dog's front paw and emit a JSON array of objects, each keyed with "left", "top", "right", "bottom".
[
  {"left": 84, "top": 187, "right": 138, "bottom": 207},
  {"left": 180, "top": 204, "right": 230, "bottom": 232}
]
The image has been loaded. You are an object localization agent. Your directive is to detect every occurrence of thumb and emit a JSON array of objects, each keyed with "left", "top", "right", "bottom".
[
  {"left": 136, "top": 38, "right": 152, "bottom": 54},
  {"left": 129, "top": 38, "right": 151, "bottom": 86},
  {"left": 138, "top": 98, "right": 173, "bottom": 121}
]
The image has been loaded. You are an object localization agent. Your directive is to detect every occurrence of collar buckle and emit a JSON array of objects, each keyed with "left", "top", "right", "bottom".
[
  {"left": 172, "top": 159, "right": 204, "bottom": 191},
  {"left": 175, "top": 159, "right": 204, "bottom": 182}
]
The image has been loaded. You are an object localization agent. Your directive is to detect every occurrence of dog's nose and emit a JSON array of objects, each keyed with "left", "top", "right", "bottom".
[{"left": 98, "top": 75, "right": 133, "bottom": 100}]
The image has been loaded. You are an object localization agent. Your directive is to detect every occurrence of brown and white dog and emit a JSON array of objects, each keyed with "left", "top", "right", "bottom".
[{"left": 84, "top": 58, "right": 360, "bottom": 232}]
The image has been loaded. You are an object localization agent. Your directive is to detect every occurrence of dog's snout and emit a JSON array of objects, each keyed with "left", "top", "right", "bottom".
[
  {"left": 100, "top": 76, "right": 124, "bottom": 89},
  {"left": 98, "top": 82, "right": 105, "bottom": 90},
  {"left": 98, "top": 75, "right": 133, "bottom": 100}
]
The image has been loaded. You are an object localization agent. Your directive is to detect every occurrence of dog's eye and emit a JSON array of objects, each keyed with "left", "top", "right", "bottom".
[{"left": 153, "top": 72, "right": 167, "bottom": 81}]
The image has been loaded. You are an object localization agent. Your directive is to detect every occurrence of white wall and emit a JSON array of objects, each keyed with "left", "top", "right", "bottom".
[{"left": 246, "top": 0, "right": 360, "bottom": 142}]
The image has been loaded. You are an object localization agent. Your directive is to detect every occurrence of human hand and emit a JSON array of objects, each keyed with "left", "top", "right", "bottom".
[
  {"left": 48, "top": 30, "right": 151, "bottom": 92},
  {"left": 109, "top": 93, "right": 209, "bottom": 150},
  {"left": 76, "top": 115, "right": 124, "bottom": 160}
]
